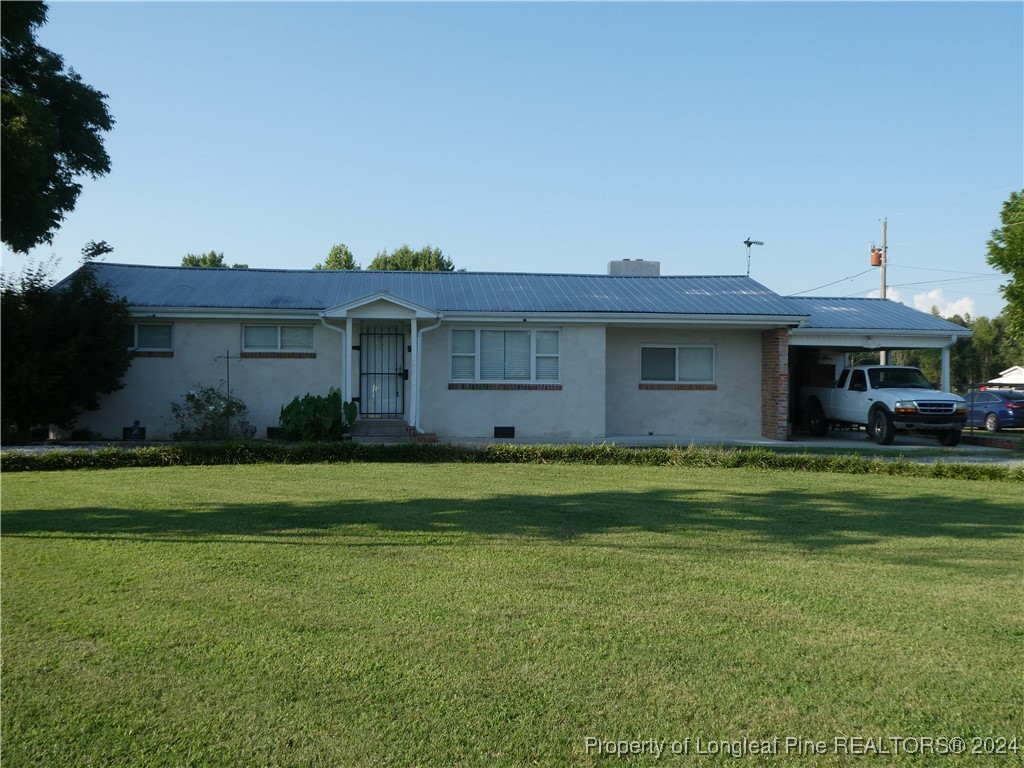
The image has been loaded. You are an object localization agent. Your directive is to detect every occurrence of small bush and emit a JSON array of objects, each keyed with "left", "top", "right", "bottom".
[
  {"left": 170, "top": 386, "right": 256, "bottom": 441},
  {"left": 280, "top": 389, "right": 356, "bottom": 442}
]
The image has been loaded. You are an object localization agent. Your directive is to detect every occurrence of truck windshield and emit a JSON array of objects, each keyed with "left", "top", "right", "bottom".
[{"left": 868, "top": 368, "right": 932, "bottom": 389}]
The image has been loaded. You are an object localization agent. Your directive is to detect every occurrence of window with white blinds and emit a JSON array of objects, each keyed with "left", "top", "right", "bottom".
[
  {"left": 640, "top": 345, "right": 715, "bottom": 383},
  {"left": 450, "top": 329, "right": 559, "bottom": 382},
  {"left": 123, "top": 323, "right": 173, "bottom": 350},
  {"left": 243, "top": 325, "right": 314, "bottom": 352}
]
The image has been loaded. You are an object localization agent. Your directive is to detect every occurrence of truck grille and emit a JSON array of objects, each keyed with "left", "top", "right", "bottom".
[{"left": 915, "top": 401, "right": 956, "bottom": 415}]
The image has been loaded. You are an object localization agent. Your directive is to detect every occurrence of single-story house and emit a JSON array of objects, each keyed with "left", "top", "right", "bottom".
[{"left": 65, "top": 260, "right": 971, "bottom": 442}]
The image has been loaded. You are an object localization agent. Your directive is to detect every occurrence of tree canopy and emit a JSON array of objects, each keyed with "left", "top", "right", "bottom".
[
  {"left": 986, "top": 189, "right": 1024, "bottom": 343},
  {"left": 367, "top": 244, "right": 455, "bottom": 272},
  {"left": 894, "top": 311, "right": 1022, "bottom": 391},
  {"left": 1, "top": 2, "right": 115, "bottom": 253},
  {"left": 314, "top": 243, "right": 359, "bottom": 270},
  {"left": 1, "top": 248, "right": 131, "bottom": 438},
  {"left": 181, "top": 251, "right": 247, "bottom": 269}
]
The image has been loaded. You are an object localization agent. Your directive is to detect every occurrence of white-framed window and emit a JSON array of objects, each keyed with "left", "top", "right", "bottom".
[
  {"left": 640, "top": 345, "right": 715, "bottom": 384},
  {"left": 243, "top": 324, "right": 314, "bottom": 352},
  {"left": 123, "top": 323, "right": 173, "bottom": 351},
  {"left": 450, "top": 328, "right": 560, "bottom": 382}
]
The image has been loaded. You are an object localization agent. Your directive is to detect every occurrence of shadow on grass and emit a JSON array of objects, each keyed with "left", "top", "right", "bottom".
[{"left": 3, "top": 487, "right": 1021, "bottom": 551}]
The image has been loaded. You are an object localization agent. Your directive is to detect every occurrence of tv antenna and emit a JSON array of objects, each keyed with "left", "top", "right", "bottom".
[{"left": 743, "top": 238, "right": 764, "bottom": 277}]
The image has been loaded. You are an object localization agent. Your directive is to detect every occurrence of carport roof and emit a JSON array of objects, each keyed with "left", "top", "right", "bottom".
[{"left": 787, "top": 296, "right": 970, "bottom": 334}]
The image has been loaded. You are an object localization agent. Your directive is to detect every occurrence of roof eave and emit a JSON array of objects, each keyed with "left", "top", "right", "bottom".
[
  {"left": 790, "top": 326, "right": 972, "bottom": 337},
  {"left": 128, "top": 306, "right": 322, "bottom": 320},
  {"left": 440, "top": 311, "right": 808, "bottom": 327}
]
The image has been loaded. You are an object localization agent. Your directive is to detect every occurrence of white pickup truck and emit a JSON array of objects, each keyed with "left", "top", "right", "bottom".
[{"left": 800, "top": 365, "right": 967, "bottom": 446}]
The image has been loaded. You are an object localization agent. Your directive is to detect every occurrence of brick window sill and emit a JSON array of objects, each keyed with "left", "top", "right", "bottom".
[
  {"left": 241, "top": 352, "right": 316, "bottom": 359},
  {"left": 449, "top": 383, "right": 562, "bottom": 391},
  {"left": 639, "top": 383, "right": 717, "bottom": 391},
  {"left": 131, "top": 350, "right": 174, "bottom": 358}
]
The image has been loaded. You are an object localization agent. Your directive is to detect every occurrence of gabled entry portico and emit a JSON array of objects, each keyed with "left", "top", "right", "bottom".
[{"left": 319, "top": 291, "right": 442, "bottom": 432}]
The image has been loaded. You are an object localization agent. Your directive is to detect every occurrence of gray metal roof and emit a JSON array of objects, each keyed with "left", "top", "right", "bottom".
[
  {"left": 76, "top": 263, "right": 808, "bottom": 317},
  {"left": 788, "top": 296, "right": 970, "bottom": 333}
]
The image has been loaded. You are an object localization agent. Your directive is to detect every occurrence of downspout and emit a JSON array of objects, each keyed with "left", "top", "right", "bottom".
[
  {"left": 411, "top": 315, "right": 444, "bottom": 431},
  {"left": 319, "top": 316, "right": 348, "bottom": 402}
]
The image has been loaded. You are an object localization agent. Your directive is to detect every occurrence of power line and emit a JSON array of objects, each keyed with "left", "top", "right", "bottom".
[
  {"left": 790, "top": 268, "right": 876, "bottom": 296},
  {"left": 886, "top": 262, "right": 996, "bottom": 277},
  {"left": 887, "top": 275, "right": 1002, "bottom": 289},
  {"left": 843, "top": 274, "right": 1003, "bottom": 298}
]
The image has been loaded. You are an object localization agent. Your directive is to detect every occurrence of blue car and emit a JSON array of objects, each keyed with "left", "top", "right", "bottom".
[{"left": 964, "top": 389, "right": 1024, "bottom": 431}]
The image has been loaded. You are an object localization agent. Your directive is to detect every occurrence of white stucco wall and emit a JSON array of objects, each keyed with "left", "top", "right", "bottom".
[
  {"left": 79, "top": 318, "right": 763, "bottom": 442},
  {"left": 604, "top": 327, "right": 763, "bottom": 439},
  {"left": 417, "top": 324, "right": 606, "bottom": 440},
  {"left": 78, "top": 319, "right": 344, "bottom": 439}
]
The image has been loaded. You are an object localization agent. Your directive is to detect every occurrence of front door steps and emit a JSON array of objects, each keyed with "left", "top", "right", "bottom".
[{"left": 350, "top": 419, "right": 437, "bottom": 444}]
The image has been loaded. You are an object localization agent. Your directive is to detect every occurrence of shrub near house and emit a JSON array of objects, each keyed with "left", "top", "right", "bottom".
[
  {"left": 170, "top": 386, "right": 255, "bottom": 441},
  {"left": 280, "top": 389, "right": 357, "bottom": 441}
]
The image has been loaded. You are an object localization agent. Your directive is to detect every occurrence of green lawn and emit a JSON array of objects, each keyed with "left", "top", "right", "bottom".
[{"left": 2, "top": 464, "right": 1022, "bottom": 766}]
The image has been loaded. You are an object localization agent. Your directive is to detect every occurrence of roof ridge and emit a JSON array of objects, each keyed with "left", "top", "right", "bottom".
[
  {"left": 787, "top": 295, "right": 893, "bottom": 301},
  {"left": 94, "top": 262, "right": 751, "bottom": 279}
]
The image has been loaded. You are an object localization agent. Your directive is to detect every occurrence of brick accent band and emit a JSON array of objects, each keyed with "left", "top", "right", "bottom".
[
  {"left": 448, "top": 383, "right": 562, "bottom": 391},
  {"left": 131, "top": 351, "right": 173, "bottom": 358},
  {"left": 241, "top": 352, "right": 316, "bottom": 359},
  {"left": 639, "top": 383, "right": 717, "bottom": 391}
]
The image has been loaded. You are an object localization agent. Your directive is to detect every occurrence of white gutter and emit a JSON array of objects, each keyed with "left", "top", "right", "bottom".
[
  {"left": 319, "top": 316, "right": 348, "bottom": 402},
  {"left": 789, "top": 326, "right": 973, "bottom": 338},
  {"left": 133, "top": 306, "right": 811, "bottom": 327},
  {"left": 438, "top": 312, "right": 809, "bottom": 327},
  {"left": 131, "top": 306, "right": 321, "bottom": 320}
]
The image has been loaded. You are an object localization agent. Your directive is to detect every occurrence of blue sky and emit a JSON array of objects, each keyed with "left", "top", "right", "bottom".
[{"left": 6, "top": 1, "right": 1022, "bottom": 319}]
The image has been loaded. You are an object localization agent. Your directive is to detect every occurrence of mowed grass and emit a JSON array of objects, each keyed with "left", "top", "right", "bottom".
[{"left": 2, "top": 464, "right": 1021, "bottom": 767}]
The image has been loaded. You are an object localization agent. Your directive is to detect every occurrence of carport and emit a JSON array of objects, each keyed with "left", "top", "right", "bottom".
[{"left": 785, "top": 297, "right": 972, "bottom": 432}]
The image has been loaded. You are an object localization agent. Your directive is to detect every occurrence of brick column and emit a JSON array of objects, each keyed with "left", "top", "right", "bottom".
[{"left": 761, "top": 329, "right": 790, "bottom": 440}]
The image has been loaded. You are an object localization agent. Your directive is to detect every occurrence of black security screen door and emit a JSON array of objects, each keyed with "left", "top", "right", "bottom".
[{"left": 359, "top": 325, "right": 405, "bottom": 417}]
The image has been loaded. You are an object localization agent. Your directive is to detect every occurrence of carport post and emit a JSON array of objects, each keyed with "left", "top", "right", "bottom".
[{"left": 941, "top": 337, "right": 954, "bottom": 392}]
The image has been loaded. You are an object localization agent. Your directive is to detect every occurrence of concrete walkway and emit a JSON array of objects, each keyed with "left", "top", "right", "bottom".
[{"left": 451, "top": 428, "right": 1023, "bottom": 468}]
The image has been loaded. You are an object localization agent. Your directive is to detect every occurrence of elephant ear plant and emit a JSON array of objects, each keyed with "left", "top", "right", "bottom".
[
  {"left": 280, "top": 388, "right": 357, "bottom": 441},
  {"left": 342, "top": 399, "right": 358, "bottom": 431}
]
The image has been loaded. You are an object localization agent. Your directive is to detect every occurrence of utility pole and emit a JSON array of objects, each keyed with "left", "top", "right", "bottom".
[
  {"left": 879, "top": 218, "right": 888, "bottom": 364},
  {"left": 880, "top": 217, "right": 887, "bottom": 301}
]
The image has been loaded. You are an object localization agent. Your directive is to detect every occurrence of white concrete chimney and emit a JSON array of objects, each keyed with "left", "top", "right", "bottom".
[{"left": 607, "top": 259, "right": 660, "bottom": 276}]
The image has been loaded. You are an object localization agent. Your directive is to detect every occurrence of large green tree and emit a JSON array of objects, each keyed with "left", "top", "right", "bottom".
[
  {"left": 986, "top": 189, "right": 1024, "bottom": 343},
  {"left": 181, "top": 251, "right": 247, "bottom": 269},
  {"left": 1, "top": 2, "right": 114, "bottom": 253},
  {"left": 314, "top": 243, "right": 359, "bottom": 270},
  {"left": 368, "top": 244, "right": 455, "bottom": 271},
  {"left": 1, "top": 246, "right": 131, "bottom": 438},
  {"left": 898, "top": 311, "right": 1023, "bottom": 391}
]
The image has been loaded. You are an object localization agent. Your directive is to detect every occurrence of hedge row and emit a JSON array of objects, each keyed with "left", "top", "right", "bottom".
[{"left": 2, "top": 441, "right": 1020, "bottom": 481}]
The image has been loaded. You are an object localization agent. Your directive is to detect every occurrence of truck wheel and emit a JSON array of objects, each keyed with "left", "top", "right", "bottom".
[
  {"left": 984, "top": 413, "right": 1000, "bottom": 432},
  {"left": 870, "top": 409, "right": 896, "bottom": 445},
  {"left": 938, "top": 429, "right": 962, "bottom": 447},
  {"left": 807, "top": 401, "right": 829, "bottom": 437}
]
